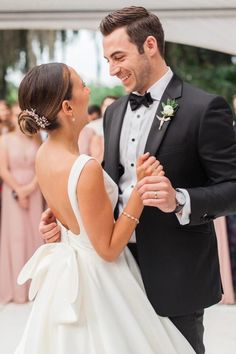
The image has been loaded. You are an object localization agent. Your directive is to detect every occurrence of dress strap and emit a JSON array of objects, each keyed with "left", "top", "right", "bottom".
[{"left": 67, "top": 154, "right": 95, "bottom": 225}]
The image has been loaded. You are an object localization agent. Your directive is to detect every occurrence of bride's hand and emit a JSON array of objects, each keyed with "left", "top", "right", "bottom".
[{"left": 136, "top": 153, "right": 164, "bottom": 181}]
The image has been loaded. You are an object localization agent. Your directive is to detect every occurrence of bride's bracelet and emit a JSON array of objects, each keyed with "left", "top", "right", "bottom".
[{"left": 122, "top": 211, "right": 139, "bottom": 224}]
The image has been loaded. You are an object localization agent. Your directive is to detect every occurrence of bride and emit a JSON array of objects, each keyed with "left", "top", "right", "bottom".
[{"left": 15, "top": 62, "right": 195, "bottom": 354}]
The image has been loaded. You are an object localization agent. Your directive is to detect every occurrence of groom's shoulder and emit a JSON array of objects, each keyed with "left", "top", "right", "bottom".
[{"left": 181, "top": 78, "right": 220, "bottom": 103}]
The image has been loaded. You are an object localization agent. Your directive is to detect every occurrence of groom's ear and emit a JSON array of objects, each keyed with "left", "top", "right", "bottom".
[
  {"left": 61, "top": 100, "right": 73, "bottom": 116},
  {"left": 144, "top": 36, "right": 158, "bottom": 56}
]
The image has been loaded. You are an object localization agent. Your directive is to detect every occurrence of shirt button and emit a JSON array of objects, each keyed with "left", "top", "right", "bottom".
[
  {"left": 131, "top": 185, "right": 134, "bottom": 188},
  {"left": 137, "top": 115, "right": 140, "bottom": 118},
  {"left": 132, "top": 138, "right": 135, "bottom": 142},
  {"left": 131, "top": 163, "right": 134, "bottom": 167}
]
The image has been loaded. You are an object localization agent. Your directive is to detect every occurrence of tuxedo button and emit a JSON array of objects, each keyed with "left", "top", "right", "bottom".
[{"left": 200, "top": 213, "right": 208, "bottom": 221}]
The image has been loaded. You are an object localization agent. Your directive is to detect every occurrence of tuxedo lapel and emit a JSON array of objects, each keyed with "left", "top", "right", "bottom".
[
  {"left": 144, "top": 74, "right": 183, "bottom": 155},
  {"left": 105, "top": 96, "right": 129, "bottom": 183}
]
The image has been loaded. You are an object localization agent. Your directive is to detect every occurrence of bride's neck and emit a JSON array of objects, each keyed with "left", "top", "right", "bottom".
[{"left": 47, "top": 127, "right": 80, "bottom": 155}]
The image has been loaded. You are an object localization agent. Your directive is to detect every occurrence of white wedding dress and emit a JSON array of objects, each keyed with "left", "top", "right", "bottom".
[{"left": 15, "top": 154, "right": 195, "bottom": 354}]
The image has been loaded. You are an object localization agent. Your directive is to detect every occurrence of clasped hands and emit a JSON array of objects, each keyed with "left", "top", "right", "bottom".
[
  {"left": 136, "top": 152, "right": 177, "bottom": 213},
  {"left": 40, "top": 153, "right": 177, "bottom": 243},
  {"left": 14, "top": 183, "right": 37, "bottom": 210}
]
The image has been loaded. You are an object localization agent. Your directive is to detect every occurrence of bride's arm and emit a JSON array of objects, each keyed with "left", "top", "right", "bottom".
[{"left": 77, "top": 154, "right": 162, "bottom": 261}]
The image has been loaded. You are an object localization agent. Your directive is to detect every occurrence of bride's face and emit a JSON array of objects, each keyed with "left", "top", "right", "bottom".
[{"left": 68, "top": 68, "right": 90, "bottom": 127}]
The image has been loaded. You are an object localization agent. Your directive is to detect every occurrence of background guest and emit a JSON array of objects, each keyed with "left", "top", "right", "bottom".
[
  {"left": 225, "top": 94, "right": 236, "bottom": 292},
  {"left": 87, "top": 104, "right": 101, "bottom": 122},
  {"left": 232, "top": 94, "right": 236, "bottom": 116},
  {"left": 0, "top": 103, "right": 43, "bottom": 303},
  {"left": 0, "top": 100, "right": 14, "bottom": 135},
  {"left": 79, "top": 95, "right": 118, "bottom": 162},
  {"left": 214, "top": 217, "right": 235, "bottom": 304}
]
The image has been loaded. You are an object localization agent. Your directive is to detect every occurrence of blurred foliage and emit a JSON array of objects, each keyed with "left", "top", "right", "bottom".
[
  {"left": 166, "top": 42, "right": 236, "bottom": 107},
  {"left": 6, "top": 82, "right": 18, "bottom": 105},
  {"left": 88, "top": 84, "right": 125, "bottom": 105},
  {"left": 0, "top": 30, "right": 74, "bottom": 99}
]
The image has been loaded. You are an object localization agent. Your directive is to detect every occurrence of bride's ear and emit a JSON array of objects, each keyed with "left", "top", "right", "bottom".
[{"left": 61, "top": 100, "right": 73, "bottom": 116}]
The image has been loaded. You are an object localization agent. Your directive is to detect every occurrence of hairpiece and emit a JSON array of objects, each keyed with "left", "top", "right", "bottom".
[{"left": 22, "top": 108, "right": 50, "bottom": 129}]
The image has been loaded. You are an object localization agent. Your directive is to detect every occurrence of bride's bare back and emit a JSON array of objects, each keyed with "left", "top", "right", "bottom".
[{"left": 36, "top": 143, "right": 81, "bottom": 235}]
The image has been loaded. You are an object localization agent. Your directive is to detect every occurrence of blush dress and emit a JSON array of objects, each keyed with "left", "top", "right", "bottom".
[{"left": 0, "top": 133, "right": 43, "bottom": 303}]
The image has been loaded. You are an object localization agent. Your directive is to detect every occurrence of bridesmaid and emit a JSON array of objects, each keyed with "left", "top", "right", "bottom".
[
  {"left": 79, "top": 96, "right": 118, "bottom": 163},
  {"left": 214, "top": 217, "right": 235, "bottom": 304},
  {"left": 226, "top": 214, "right": 236, "bottom": 292},
  {"left": 0, "top": 102, "right": 44, "bottom": 303}
]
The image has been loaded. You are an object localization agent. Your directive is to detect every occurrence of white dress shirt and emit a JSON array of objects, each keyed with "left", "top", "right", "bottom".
[{"left": 118, "top": 68, "right": 190, "bottom": 242}]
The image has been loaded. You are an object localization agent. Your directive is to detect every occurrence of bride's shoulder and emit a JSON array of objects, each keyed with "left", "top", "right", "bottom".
[
  {"left": 78, "top": 158, "right": 104, "bottom": 192},
  {"left": 35, "top": 144, "right": 76, "bottom": 176},
  {"left": 80, "top": 157, "right": 103, "bottom": 178}
]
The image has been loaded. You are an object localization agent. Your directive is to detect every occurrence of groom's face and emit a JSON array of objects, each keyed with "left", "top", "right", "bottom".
[{"left": 103, "top": 27, "right": 152, "bottom": 94}]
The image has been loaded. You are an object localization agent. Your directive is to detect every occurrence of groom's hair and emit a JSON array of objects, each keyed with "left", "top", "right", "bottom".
[{"left": 99, "top": 6, "right": 165, "bottom": 57}]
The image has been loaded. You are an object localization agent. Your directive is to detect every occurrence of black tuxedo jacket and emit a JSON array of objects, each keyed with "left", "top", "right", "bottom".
[{"left": 103, "top": 74, "right": 236, "bottom": 317}]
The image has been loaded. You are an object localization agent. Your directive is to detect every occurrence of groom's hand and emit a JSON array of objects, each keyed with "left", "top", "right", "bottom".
[
  {"left": 136, "top": 175, "right": 176, "bottom": 213},
  {"left": 39, "top": 208, "right": 61, "bottom": 243}
]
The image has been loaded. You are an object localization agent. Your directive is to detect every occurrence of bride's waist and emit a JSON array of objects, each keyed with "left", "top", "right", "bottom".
[{"left": 62, "top": 232, "right": 94, "bottom": 251}]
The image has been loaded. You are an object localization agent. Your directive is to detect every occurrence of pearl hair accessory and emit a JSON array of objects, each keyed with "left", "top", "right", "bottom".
[{"left": 22, "top": 108, "right": 51, "bottom": 129}]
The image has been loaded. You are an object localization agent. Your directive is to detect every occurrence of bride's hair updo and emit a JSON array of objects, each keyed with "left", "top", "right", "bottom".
[{"left": 18, "top": 63, "right": 72, "bottom": 135}]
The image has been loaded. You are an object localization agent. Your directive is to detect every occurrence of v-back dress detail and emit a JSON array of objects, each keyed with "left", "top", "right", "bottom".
[{"left": 15, "top": 154, "right": 195, "bottom": 354}]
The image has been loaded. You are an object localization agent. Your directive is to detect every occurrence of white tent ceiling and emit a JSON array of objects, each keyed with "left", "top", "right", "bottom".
[{"left": 0, "top": 0, "right": 236, "bottom": 55}]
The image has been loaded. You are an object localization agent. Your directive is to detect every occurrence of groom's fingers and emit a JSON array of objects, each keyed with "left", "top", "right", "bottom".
[
  {"left": 39, "top": 221, "right": 61, "bottom": 241},
  {"left": 141, "top": 190, "right": 168, "bottom": 200},
  {"left": 137, "top": 175, "right": 177, "bottom": 212},
  {"left": 45, "top": 232, "right": 61, "bottom": 243},
  {"left": 137, "top": 176, "right": 169, "bottom": 193},
  {"left": 142, "top": 198, "right": 166, "bottom": 207},
  {"left": 41, "top": 208, "right": 56, "bottom": 222}
]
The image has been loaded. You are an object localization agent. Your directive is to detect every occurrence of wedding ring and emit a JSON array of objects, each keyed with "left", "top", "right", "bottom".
[{"left": 154, "top": 191, "right": 158, "bottom": 199}]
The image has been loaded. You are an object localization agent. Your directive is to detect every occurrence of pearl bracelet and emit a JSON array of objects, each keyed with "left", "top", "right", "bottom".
[{"left": 122, "top": 211, "right": 139, "bottom": 224}]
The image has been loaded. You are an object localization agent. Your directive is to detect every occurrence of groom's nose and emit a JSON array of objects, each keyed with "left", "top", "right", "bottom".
[{"left": 109, "top": 62, "right": 120, "bottom": 77}]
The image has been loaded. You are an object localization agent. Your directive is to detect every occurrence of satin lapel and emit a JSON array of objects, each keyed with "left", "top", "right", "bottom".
[
  {"left": 144, "top": 74, "right": 183, "bottom": 155},
  {"left": 106, "top": 96, "right": 129, "bottom": 183}
]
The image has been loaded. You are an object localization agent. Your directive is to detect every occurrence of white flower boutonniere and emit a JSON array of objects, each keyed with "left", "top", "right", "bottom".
[{"left": 157, "top": 98, "right": 178, "bottom": 130}]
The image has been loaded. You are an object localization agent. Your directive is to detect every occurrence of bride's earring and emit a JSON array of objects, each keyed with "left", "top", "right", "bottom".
[{"left": 72, "top": 117, "right": 75, "bottom": 123}]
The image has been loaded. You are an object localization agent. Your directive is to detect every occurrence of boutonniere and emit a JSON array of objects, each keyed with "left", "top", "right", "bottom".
[{"left": 157, "top": 99, "right": 178, "bottom": 130}]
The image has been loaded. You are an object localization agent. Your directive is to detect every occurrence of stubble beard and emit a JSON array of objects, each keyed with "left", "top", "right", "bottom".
[{"left": 133, "top": 59, "right": 152, "bottom": 94}]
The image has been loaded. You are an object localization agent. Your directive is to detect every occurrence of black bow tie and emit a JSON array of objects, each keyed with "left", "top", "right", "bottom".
[{"left": 129, "top": 92, "right": 154, "bottom": 111}]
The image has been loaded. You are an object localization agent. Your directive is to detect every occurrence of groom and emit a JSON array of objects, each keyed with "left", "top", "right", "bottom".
[{"left": 40, "top": 7, "right": 236, "bottom": 354}]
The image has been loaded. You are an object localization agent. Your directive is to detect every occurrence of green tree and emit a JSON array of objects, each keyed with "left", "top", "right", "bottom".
[
  {"left": 88, "top": 84, "right": 125, "bottom": 106},
  {"left": 0, "top": 30, "right": 70, "bottom": 99},
  {"left": 166, "top": 43, "right": 236, "bottom": 105}
]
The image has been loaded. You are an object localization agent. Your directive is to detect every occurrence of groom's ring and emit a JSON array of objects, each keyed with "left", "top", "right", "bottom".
[{"left": 154, "top": 191, "right": 158, "bottom": 199}]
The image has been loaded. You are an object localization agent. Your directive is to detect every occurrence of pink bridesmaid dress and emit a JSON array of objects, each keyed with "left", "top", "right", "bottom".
[
  {"left": 214, "top": 217, "right": 235, "bottom": 304},
  {"left": 0, "top": 133, "right": 43, "bottom": 303}
]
